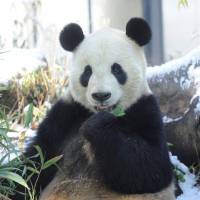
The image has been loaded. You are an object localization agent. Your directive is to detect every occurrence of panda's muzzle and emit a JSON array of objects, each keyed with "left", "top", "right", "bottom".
[
  {"left": 94, "top": 103, "right": 117, "bottom": 112},
  {"left": 91, "top": 92, "right": 118, "bottom": 112},
  {"left": 92, "top": 92, "right": 111, "bottom": 102}
]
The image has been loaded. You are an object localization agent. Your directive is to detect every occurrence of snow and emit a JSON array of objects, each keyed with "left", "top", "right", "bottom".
[
  {"left": 147, "top": 45, "right": 200, "bottom": 119},
  {"left": 147, "top": 46, "right": 200, "bottom": 93},
  {"left": 0, "top": 48, "right": 47, "bottom": 84},
  {"left": 163, "top": 116, "right": 183, "bottom": 123},
  {"left": 147, "top": 46, "right": 200, "bottom": 78},
  {"left": 180, "top": 77, "right": 191, "bottom": 90},
  {"left": 170, "top": 154, "right": 200, "bottom": 200},
  {"left": 195, "top": 100, "right": 200, "bottom": 114},
  {"left": 7, "top": 127, "right": 36, "bottom": 139}
]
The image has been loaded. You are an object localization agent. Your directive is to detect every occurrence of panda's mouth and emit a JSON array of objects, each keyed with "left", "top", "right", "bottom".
[{"left": 94, "top": 103, "right": 118, "bottom": 112}]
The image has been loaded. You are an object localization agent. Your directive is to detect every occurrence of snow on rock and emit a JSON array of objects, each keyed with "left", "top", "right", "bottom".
[
  {"left": 0, "top": 48, "right": 47, "bottom": 84},
  {"left": 148, "top": 45, "right": 200, "bottom": 120},
  {"left": 147, "top": 46, "right": 200, "bottom": 93},
  {"left": 147, "top": 46, "right": 200, "bottom": 78},
  {"left": 170, "top": 153, "right": 200, "bottom": 200},
  {"left": 163, "top": 116, "right": 175, "bottom": 123},
  {"left": 195, "top": 99, "right": 200, "bottom": 114},
  {"left": 163, "top": 116, "right": 183, "bottom": 123}
]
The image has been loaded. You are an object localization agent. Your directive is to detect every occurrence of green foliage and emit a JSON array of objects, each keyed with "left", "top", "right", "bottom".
[
  {"left": 167, "top": 142, "right": 174, "bottom": 148},
  {"left": 0, "top": 66, "right": 66, "bottom": 198},
  {"left": 174, "top": 167, "right": 186, "bottom": 182},
  {"left": 24, "top": 103, "right": 34, "bottom": 128},
  {"left": 178, "top": 0, "right": 189, "bottom": 7},
  {"left": 0, "top": 107, "right": 26, "bottom": 197},
  {"left": 0, "top": 133, "right": 62, "bottom": 200},
  {"left": 112, "top": 105, "right": 125, "bottom": 117},
  {"left": 42, "top": 155, "right": 63, "bottom": 170},
  {"left": 20, "top": 146, "right": 63, "bottom": 200},
  {"left": 0, "top": 66, "right": 67, "bottom": 127},
  {"left": 0, "top": 170, "right": 28, "bottom": 189},
  {"left": 0, "top": 85, "right": 8, "bottom": 91}
]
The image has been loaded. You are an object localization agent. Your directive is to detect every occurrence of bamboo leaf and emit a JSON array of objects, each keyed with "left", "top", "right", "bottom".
[
  {"left": 0, "top": 170, "right": 29, "bottom": 189},
  {"left": 0, "top": 85, "right": 8, "bottom": 91},
  {"left": 26, "top": 172, "right": 35, "bottom": 182},
  {"left": 34, "top": 146, "right": 44, "bottom": 165},
  {"left": 27, "top": 167, "right": 39, "bottom": 174},
  {"left": 0, "top": 128, "right": 16, "bottom": 133},
  {"left": 24, "top": 103, "right": 34, "bottom": 128},
  {"left": 112, "top": 105, "right": 125, "bottom": 117},
  {"left": 42, "top": 155, "right": 63, "bottom": 170}
]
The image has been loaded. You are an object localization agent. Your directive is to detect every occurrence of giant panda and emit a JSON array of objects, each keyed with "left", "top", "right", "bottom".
[{"left": 11, "top": 18, "right": 175, "bottom": 200}]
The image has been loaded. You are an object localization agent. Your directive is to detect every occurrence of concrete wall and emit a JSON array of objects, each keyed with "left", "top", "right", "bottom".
[{"left": 91, "top": 0, "right": 143, "bottom": 31}]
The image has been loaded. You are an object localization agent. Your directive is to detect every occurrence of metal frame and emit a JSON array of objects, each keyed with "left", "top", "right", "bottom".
[
  {"left": 143, "top": 0, "right": 164, "bottom": 65},
  {"left": 88, "top": 0, "right": 93, "bottom": 33}
]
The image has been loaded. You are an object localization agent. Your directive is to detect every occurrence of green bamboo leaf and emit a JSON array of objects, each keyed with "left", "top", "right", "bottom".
[
  {"left": 24, "top": 103, "right": 34, "bottom": 128},
  {"left": 167, "top": 142, "right": 174, "bottom": 147},
  {"left": 174, "top": 167, "right": 186, "bottom": 183},
  {"left": 0, "top": 110, "right": 9, "bottom": 129},
  {"left": 112, "top": 105, "right": 125, "bottom": 117},
  {"left": 0, "top": 153, "right": 10, "bottom": 164},
  {"left": 0, "top": 128, "right": 7, "bottom": 135},
  {"left": 27, "top": 167, "right": 40, "bottom": 174},
  {"left": 42, "top": 155, "right": 63, "bottom": 170},
  {"left": 0, "top": 170, "right": 29, "bottom": 189},
  {"left": 34, "top": 145, "right": 44, "bottom": 165},
  {"left": 0, "top": 85, "right": 8, "bottom": 91},
  {"left": 26, "top": 172, "right": 35, "bottom": 182},
  {"left": 0, "top": 128, "right": 16, "bottom": 133}
]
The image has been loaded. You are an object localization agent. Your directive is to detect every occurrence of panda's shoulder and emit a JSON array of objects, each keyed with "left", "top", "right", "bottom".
[
  {"left": 125, "top": 94, "right": 163, "bottom": 139},
  {"left": 47, "top": 99, "right": 89, "bottom": 118},
  {"left": 128, "top": 94, "right": 161, "bottom": 116}
]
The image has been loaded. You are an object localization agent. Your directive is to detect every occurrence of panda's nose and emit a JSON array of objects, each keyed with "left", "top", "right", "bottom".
[{"left": 92, "top": 92, "right": 111, "bottom": 102}]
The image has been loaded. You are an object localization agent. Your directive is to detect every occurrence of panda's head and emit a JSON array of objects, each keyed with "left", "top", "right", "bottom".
[{"left": 60, "top": 18, "right": 152, "bottom": 112}]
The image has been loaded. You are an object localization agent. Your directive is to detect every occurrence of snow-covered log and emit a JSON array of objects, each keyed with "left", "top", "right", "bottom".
[{"left": 147, "top": 47, "right": 200, "bottom": 165}]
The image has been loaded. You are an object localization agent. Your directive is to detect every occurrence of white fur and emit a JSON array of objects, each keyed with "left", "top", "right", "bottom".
[{"left": 68, "top": 28, "right": 151, "bottom": 112}]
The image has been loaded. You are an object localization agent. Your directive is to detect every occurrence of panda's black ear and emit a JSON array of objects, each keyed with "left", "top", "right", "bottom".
[
  {"left": 59, "top": 23, "right": 84, "bottom": 51},
  {"left": 126, "top": 18, "right": 151, "bottom": 46}
]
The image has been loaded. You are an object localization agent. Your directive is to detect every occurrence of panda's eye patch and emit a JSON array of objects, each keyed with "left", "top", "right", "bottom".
[
  {"left": 80, "top": 65, "right": 92, "bottom": 87},
  {"left": 111, "top": 63, "right": 127, "bottom": 85}
]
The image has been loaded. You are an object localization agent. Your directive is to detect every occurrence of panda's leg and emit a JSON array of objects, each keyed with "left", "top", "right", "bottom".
[
  {"left": 10, "top": 100, "right": 91, "bottom": 200},
  {"left": 81, "top": 110, "right": 174, "bottom": 195}
]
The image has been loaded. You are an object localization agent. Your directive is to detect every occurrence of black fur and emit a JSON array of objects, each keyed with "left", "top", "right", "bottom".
[
  {"left": 80, "top": 65, "right": 92, "bottom": 87},
  {"left": 111, "top": 63, "right": 127, "bottom": 85},
  {"left": 59, "top": 23, "right": 84, "bottom": 51},
  {"left": 81, "top": 95, "right": 173, "bottom": 194},
  {"left": 11, "top": 95, "right": 173, "bottom": 199},
  {"left": 126, "top": 18, "right": 151, "bottom": 46}
]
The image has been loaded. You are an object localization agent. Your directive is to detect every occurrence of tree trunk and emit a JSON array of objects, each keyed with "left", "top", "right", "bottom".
[{"left": 147, "top": 47, "right": 200, "bottom": 165}]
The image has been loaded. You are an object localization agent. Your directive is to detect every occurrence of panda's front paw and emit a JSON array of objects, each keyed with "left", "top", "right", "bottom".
[{"left": 80, "top": 111, "right": 115, "bottom": 143}]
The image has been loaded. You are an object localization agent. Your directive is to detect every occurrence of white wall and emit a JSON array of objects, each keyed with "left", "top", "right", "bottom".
[
  {"left": 41, "top": 0, "right": 89, "bottom": 33},
  {"left": 163, "top": 0, "right": 200, "bottom": 60},
  {"left": 91, "top": 0, "right": 143, "bottom": 31}
]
